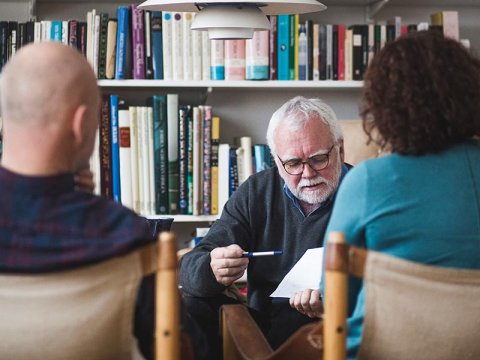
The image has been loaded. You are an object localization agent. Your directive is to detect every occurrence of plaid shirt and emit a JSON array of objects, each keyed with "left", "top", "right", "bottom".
[{"left": 0, "top": 165, "right": 161, "bottom": 272}]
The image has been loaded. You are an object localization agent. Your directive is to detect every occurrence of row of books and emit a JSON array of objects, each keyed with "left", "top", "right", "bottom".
[
  {"left": 92, "top": 93, "right": 273, "bottom": 217},
  {"left": 0, "top": 9, "right": 463, "bottom": 80}
]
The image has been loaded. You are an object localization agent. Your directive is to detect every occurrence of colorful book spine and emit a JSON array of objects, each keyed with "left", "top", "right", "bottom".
[
  {"left": 277, "top": 14, "right": 290, "bottom": 80},
  {"left": 187, "top": 110, "right": 194, "bottom": 214},
  {"left": 192, "top": 107, "right": 203, "bottom": 215},
  {"left": 202, "top": 106, "right": 213, "bottom": 215},
  {"left": 115, "top": 6, "right": 130, "bottom": 79},
  {"left": 50, "top": 21, "right": 62, "bottom": 42},
  {"left": 151, "top": 11, "right": 163, "bottom": 80},
  {"left": 77, "top": 22, "right": 87, "bottom": 56},
  {"left": 338, "top": 24, "right": 346, "bottom": 81},
  {"left": 110, "top": 95, "right": 121, "bottom": 203},
  {"left": 210, "top": 39, "right": 225, "bottom": 80},
  {"left": 131, "top": 4, "right": 146, "bottom": 79},
  {"left": 225, "top": 40, "right": 246, "bottom": 80},
  {"left": 246, "top": 30, "right": 269, "bottom": 80},
  {"left": 298, "top": 24, "right": 307, "bottom": 80},
  {"left": 210, "top": 116, "right": 220, "bottom": 215},
  {"left": 100, "top": 95, "right": 112, "bottom": 199},
  {"left": 178, "top": 105, "right": 190, "bottom": 214},
  {"left": 151, "top": 95, "right": 169, "bottom": 214},
  {"left": 68, "top": 20, "right": 78, "bottom": 48}
]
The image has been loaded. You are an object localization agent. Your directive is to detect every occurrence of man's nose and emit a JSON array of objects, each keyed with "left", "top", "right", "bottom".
[{"left": 302, "top": 162, "right": 318, "bottom": 178}]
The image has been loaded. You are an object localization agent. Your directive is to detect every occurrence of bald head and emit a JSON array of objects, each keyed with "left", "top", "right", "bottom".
[
  {"left": 0, "top": 42, "right": 99, "bottom": 127},
  {"left": 0, "top": 43, "right": 101, "bottom": 175}
]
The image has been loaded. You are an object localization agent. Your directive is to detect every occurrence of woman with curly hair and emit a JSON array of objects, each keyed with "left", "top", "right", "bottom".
[{"left": 323, "top": 30, "right": 480, "bottom": 358}]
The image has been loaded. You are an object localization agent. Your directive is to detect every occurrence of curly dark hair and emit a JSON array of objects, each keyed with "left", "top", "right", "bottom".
[{"left": 360, "top": 30, "right": 480, "bottom": 155}]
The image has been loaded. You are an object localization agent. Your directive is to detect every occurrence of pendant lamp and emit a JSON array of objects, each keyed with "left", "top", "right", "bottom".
[{"left": 138, "top": 0, "right": 327, "bottom": 39}]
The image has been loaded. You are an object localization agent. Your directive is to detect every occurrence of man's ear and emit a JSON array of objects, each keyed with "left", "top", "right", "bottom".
[
  {"left": 71, "top": 104, "right": 87, "bottom": 146},
  {"left": 338, "top": 138, "right": 345, "bottom": 163}
]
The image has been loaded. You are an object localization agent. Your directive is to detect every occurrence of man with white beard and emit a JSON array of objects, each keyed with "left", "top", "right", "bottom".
[{"left": 180, "top": 96, "right": 350, "bottom": 360}]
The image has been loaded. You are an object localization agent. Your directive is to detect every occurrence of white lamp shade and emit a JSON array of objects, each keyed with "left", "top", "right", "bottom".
[
  {"left": 191, "top": 5, "right": 271, "bottom": 39},
  {"left": 138, "top": 0, "right": 326, "bottom": 39},
  {"left": 138, "top": 0, "right": 327, "bottom": 15}
]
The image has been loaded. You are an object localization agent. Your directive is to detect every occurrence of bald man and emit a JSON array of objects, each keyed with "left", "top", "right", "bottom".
[{"left": 0, "top": 43, "right": 166, "bottom": 359}]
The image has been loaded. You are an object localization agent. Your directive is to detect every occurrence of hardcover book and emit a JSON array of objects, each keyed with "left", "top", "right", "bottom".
[
  {"left": 131, "top": 4, "right": 146, "bottom": 79},
  {"left": 225, "top": 40, "right": 246, "bottom": 80},
  {"left": 151, "top": 11, "right": 163, "bottom": 79}
]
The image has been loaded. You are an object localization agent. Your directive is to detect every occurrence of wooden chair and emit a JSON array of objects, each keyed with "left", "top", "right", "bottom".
[
  {"left": 324, "top": 232, "right": 480, "bottom": 360},
  {"left": 222, "top": 230, "right": 480, "bottom": 360},
  {"left": 0, "top": 231, "right": 191, "bottom": 360}
]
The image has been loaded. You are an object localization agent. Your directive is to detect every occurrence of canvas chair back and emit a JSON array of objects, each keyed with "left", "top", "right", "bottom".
[
  {"left": 0, "top": 231, "right": 183, "bottom": 360},
  {"left": 0, "top": 250, "right": 146, "bottom": 360},
  {"left": 324, "top": 231, "right": 480, "bottom": 360}
]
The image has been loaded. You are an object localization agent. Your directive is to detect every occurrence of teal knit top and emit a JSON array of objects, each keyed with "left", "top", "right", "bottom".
[{"left": 323, "top": 140, "right": 480, "bottom": 359}]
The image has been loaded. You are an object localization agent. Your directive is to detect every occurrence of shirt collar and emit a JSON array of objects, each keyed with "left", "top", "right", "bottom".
[
  {"left": 0, "top": 166, "right": 76, "bottom": 196},
  {"left": 283, "top": 163, "right": 350, "bottom": 216}
]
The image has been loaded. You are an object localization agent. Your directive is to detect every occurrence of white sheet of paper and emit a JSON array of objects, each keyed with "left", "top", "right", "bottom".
[{"left": 270, "top": 247, "right": 324, "bottom": 298}]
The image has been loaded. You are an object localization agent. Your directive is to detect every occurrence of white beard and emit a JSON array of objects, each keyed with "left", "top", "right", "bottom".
[{"left": 292, "top": 165, "right": 341, "bottom": 205}]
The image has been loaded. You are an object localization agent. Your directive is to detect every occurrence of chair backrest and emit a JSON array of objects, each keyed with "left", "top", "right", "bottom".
[
  {"left": 324, "top": 231, "right": 480, "bottom": 360},
  {"left": 339, "top": 120, "right": 381, "bottom": 165},
  {"left": 0, "top": 231, "right": 181, "bottom": 360}
]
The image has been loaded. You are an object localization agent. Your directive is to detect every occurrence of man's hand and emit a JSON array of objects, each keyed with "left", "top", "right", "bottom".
[
  {"left": 210, "top": 244, "right": 249, "bottom": 287},
  {"left": 74, "top": 167, "right": 95, "bottom": 193},
  {"left": 289, "top": 289, "right": 323, "bottom": 318}
]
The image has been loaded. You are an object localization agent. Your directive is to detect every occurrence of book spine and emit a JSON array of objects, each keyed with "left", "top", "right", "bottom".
[
  {"left": 210, "top": 116, "right": 220, "bottom": 215},
  {"left": 305, "top": 20, "right": 313, "bottom": 80},
  {"left": 218, "top": 143, "right": 230, "bottom": 215},
  {"left": 129, "top": 106, "right": 140, "bottom": 212},
  {"left": 345, "top": 29, "right": 353, "bottom": 81},
  {"left": 78, "top": 22, "right": 87, "bottom": 56},
  {"left": 93, "top": 15, "right": 100, "bottom": 77},
  {"left": 313, "top": 23, "right": 319, "bottom": 80},
  {"left": 100, "top": 95, "right": 113, "bottom": 199},
  {"left": 110, "top": 95, "right": 121, "bottom": 203},
  {"left": 202, "top": 106, "right": 213, "bottom": 215},
  {"left": 225, "top": 39, "right": 246, "bottom": 80},
  {"left": 192, "top": 16, "right": 203, "bottom": 81},
  {"left": 298, "top": 24, "right": 307, "bottom": 80},
  {"left": 167, "top": 94, "right": 179, "bottom": 214},
  {"left": 183, "top": 12, "right": 194, "bottom": 81},
  {"left": 131, "top": 4, "right": 146, "bottom": 80},
  {"left": 146, "top": 107, "right": 155, "bottom": 215},
  {"left": 293, "top": 15, "right": 299, "bottom": 80},
  {"left": 162, "top": 12, "right": 173, "bottom": 80},
  {"left": 269, "top": 15, "right": 277, "bottom": 80},
  {"left": 289, "top": 15, "right": 296, "bottom": 80},
  {"left": 105, "top": 19, "right": 117, "bottom": 80},
  {"left": 277, "top": 15, "right": 290, "bottom": 80},
  {"left": 97, "top": 14, "right": 109, "bottom": 79},
  {"left": 152, "top": 95, "right": 169, "bottom": 214},
  {"left": 68, "top": 20, "right": 78, "bottom": 48},
  {"left": 201, "top": 31, "right": 211, "bottom": 80},
  {"left": 326, "top": 24, "right": 332, "bottom": 80},
  {"left": 178, "top": 105, "right": 190, "bottom": 214},
  {"left": 338, "top": 24, "right": 346, "bottom": 81},
  {"left": 0, "top": 22, "right": 7, "bottom": 72},
  {"left": 151, "top": 11, "right": 163, "bottom": 80},
  {"left": 25, "top": 21, "right": 35, "bottom": 45},
  {"left": 118, "top": 107, "right": 133, "bottom": 210},
  {"left": 332, "top": 24, "right": 338, "bottom": 81},
  {"left": 187, "top": 110, "right": 194, "bottom": 214},
  {"left": 246, "top": 30, "right": 269, "bottom": 80},
  {"left": 192, "top": 107, "right": 203, "bottom": 215},
  {"left": 144, "top": 11, "right": 154, "bottom": 79},
  {"left": 51, "top": 21, "right": 62, "bottom": 42},
  {"left": 229, "top": 147, "right": 239, "bottom": 196},
  {"left": 172, "top": 12, "right": 183, "bottom": 80},
  {"left": 115, "top": 7, "right": 129, "bottom": 79},
  {"left": 61, "top": 20, "right": 68, "bottom": 45},
  {"left": 210, "top": 39, "right": 225, "bottom": 80}
]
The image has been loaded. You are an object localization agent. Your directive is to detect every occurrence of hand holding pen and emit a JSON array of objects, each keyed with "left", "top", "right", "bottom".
[{"left": 210, "top": 244, "right": 249, "bottom": 287}]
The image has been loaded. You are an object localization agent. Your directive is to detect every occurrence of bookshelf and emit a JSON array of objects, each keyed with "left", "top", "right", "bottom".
[{"left": 2, "top": 0, "right": 480, "bottom": 244}]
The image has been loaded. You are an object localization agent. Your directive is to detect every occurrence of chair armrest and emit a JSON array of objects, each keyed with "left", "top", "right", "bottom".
[{"left": 220, "top": 304, "right": 273, "bottom": 359}]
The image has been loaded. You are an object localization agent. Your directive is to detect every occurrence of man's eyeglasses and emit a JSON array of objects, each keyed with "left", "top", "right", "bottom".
[{"left": 277, "top": 145, "right": 336, "bottom": 175}]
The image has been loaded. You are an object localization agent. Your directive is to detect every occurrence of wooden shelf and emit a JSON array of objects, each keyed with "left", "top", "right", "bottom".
[{"left": 98, "top": 79, "right": 364, "bottom": 89}]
